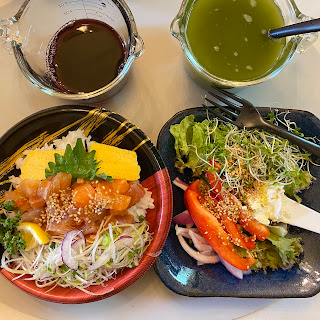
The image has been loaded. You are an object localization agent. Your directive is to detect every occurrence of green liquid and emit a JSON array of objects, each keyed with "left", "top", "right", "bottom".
[{"left": 186, "top": 0, "right": 285, "bottom": 81}]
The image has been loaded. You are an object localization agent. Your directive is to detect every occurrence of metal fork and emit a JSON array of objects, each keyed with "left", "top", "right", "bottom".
[{"left": 204, "top": 87, "right": 320, "bottom": 158}]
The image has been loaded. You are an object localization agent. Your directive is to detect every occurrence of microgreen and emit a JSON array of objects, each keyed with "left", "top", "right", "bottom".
[{"left": 170, "top": 112, "right": 314, "bottom": 199}]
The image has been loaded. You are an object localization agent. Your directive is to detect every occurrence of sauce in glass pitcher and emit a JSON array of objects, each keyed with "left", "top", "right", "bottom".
[
  {"left": 47, "top": 19, "right": 126, "bottom": 93},
  {"left": 186, "top": 0, "right": 285, "bottom": 81}
]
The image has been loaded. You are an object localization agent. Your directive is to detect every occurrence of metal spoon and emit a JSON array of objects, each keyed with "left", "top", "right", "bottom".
[{"left": 269, "top": 18, "right": 320, "bottom": 39}]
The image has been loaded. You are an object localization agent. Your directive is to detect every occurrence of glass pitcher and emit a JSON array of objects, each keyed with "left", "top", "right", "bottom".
[
  {"left": 170, "top": 0, "right": 318, "bottom": 90},
  {"left": 0, "top": 0, "right": 144, "bottom": 102}
]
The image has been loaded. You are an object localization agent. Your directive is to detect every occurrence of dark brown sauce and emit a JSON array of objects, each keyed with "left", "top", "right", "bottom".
[{"left": 47, "top": 19, "right": 126, "bottom": 93}]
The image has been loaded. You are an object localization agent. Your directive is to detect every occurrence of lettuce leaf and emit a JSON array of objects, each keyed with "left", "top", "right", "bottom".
[
  {"left": 170, "top": 115, "right": 227, "bottom": 176},
  {"left": 283, "top": 169, "right": 313, "bottom": 202},
  {"left": 170, "top": 115, "right": 195, "bottom": 159},
  {"left": 250, "top": 231, "right": 303, "bottom": 272}
]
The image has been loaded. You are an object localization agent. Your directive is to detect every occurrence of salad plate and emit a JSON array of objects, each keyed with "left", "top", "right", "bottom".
[
  {"left": 154, "top": 106, "right": 320, "bottom": 298},
  {"left": 0, "top": 105, "right": 172, "bottom": 303}
]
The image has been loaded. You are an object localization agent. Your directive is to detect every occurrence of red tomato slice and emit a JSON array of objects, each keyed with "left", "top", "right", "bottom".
[
  {"left": 221, "top": 216, "right": 254, "bottom": 249},
  {"left": 244, "top": 235, "right": 256, "bottom": 250},
  {"left": 238, "top": 210, "right": 270, "bottom": 241},
  {"left": 206, "top": 170, "right": 224, "bottom": 200},
  {"left": 209, "top": 159, "right": 221, "bottom": 171},
  {"left": 184, "top": 180, "right": 255, "bottom": 271},
  {"left": 206, "top": 170, "right": 254, "bottom": 249}
]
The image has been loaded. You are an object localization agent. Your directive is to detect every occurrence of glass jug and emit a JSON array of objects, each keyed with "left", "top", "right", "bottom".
[
  {"left": 0, "top": 0, "right": 144, "bottom": 102},
  {"left": 170, "top": 0, "right": 318, "bottom": 90}
]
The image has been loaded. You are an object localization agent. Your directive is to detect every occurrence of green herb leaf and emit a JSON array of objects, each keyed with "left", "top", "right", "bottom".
[
  {"left": 101, "top": 232, "right": 111, "bottom": 247},
  {"left": 95, "top": 172, "right": 113, "bottom": 181},
  {"left": 0, "top": 201, "right": 26, "bottom": 254},
  {"left": 61, "top": 264, "right": 69, "bottom": 272},
  {"left": 72, "top": 270, "right": 79, "bottom": 277},
  {"left": 1, "top": 200, "right": 18, "bottom": 212},
  {"left": 267, "top": 110, "right": 275, "bottom": 123},
  {"left": 45, "top": 138, "right": 113, "bottom": 182}
]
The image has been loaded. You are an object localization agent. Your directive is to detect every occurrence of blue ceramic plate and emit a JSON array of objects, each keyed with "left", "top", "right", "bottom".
[{"left": 154, "top": 106, "right": 320, "bottom": 298}]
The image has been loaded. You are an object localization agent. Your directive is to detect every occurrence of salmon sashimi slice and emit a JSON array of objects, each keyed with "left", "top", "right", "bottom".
[
  {"left": 20, "top": 207, "right": 45, "bottom": 225},
  {"left": 5, "top": 187, "right": 31, "bottom": 213},
  {"left": 125, "top": 182, "right": 146, "bottom": 207},
  {"left": 95, "top": 179, "right": 131, "bottom": 195},
  {"left": 5, "top": 174, "right": 146, "bottom": 236},
  {"left": 72, "top": 183, "right": 96, "bottom": 207}
]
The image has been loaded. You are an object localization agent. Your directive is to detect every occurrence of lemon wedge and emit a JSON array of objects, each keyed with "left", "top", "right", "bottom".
[{"left": 17, "top": 222, "right": 50, "bottom": 251}]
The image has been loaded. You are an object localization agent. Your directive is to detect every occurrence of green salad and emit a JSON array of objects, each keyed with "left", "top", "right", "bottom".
[{"left": 170, "top": 112, "right": 313, "bottom": 272}]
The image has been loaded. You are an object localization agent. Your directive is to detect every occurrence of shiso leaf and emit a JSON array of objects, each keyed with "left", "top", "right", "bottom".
[{"left": 45, "top": 138, "right": 113, "bottom": 182}]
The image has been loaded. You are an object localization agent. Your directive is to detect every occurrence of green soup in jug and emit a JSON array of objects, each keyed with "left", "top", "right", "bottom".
[{"left": 186, "top": 0, "right": 285, "bottom": 81}]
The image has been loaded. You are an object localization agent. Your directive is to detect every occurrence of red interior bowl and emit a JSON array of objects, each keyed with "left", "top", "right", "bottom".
[{"left": 0, "top": 106, "right": 173, "bottom": 303}]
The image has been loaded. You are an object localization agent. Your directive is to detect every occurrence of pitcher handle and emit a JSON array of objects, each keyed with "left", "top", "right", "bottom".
[
  {"left": 0, "top": 18, "right": 14, "bottom": 49},
  {"left": 170, "top": 16, "right": 182, "bottom": 41},
  {"left": 288, "top": 0, "right": 318, "bottom": 54},
  {"left": 134, "top": 35, "right": 145, "bottom": 59},
  {"left": 12, "top": 0, "right": 31, "bottom": 22},
  {"left": 0, "top": 0, "right": 30, "bottom": 50},
  {"left": 295, "top": 15, "right": 319, "bottom": 54}
]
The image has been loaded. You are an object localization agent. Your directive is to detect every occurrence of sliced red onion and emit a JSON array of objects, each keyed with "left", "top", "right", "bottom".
[
  {"left": 72, "top": 238, "right": 86, "bottom": 251},
  {"left": 172, "top": 210, "right": 194, "bottom": 225},
  {"left": 115, "top": 235, "right": 132, "bottom": 241},
  {"left": 176, "top": 229, "right": 191, "bottom": 239},
  {"left": 175, "top": 225, "right": 200, "bottom": 239},
  {"left": 125, "top": 245, "right": 136, "bottom": 254},
  {"left": 243, "top": 270, "right": 252, "bottom": 275},
  {"left": 176, "top": 231, "right": 220, "bottom": 264},
  {"left": 219, "top": 255, "right": 244, "bottom": 279},
  {"left": 189, "top": 230, "right": 213, "bottom": 252},
  {"left": 197, "top": 249, "right": 215, "bottom": 266},
  {"left": 147, "top": 250, "right": 162, "bottom": 257},
  {"left": 173, "top": 177, "right": 189, "bottom": 191},
  {"left": 88, "top": 249, "right": 112, "bottom": 271},
  {"left": 191, "top": 231, "right": 209, "bottom": 244},
  {"left": 115, "top": 235, "right": 133, "bottom": 247},
  {"left": 201, "top": 249, "right": 214, "bottom": 256},
  {"left": 61, "top": 230, "right": 83, "bottom": 271}
]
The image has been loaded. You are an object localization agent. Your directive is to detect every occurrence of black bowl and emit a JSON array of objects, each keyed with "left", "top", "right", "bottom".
[{"left": 0, "top": 105, "right": 173, "bottom": 303}]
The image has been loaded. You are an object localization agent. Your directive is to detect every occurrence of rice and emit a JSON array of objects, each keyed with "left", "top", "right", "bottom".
[
  {"left": 52, "top": 130, "right": 92, "bottom": 150},
  {"left": 128, "top": 189, "right": 155, "bottom": 222}
]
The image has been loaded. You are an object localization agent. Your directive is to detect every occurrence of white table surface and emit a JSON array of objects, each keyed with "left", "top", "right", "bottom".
[{"left": 0, "top": 0, "right": 320, "bottom": 319}]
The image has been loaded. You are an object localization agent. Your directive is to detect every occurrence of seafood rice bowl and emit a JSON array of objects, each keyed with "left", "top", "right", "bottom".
[{"left": 0, "top": 128, "right": 158, "bottom": 299}]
